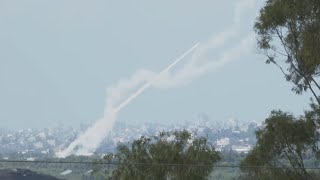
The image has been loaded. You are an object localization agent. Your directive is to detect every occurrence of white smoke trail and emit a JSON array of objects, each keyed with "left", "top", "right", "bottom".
[
  {"left": 154, "top": 0, "right": 256, "bottom": 89},
  {"left": 114, "top": 43, "right": 200, "bottom": 113},
  {"left": 56, "top": 0, "right": 255, "bottom": 158},
  {"left": 56, "top": 44, "right": 200, "bottom": 157}
]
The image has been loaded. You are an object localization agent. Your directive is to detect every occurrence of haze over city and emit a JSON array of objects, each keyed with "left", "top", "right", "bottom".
[{"left": 0, "top": 0, "right": 312, "bottom": 130}]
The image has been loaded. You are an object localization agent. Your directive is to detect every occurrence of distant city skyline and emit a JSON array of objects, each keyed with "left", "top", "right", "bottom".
[{"left": 0, "top": 0, "right": 312, "bottom": 129}]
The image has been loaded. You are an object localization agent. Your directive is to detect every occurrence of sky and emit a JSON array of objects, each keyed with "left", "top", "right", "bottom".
[{"left": 0, "top": 0, "right": 313, "bottom": 129}]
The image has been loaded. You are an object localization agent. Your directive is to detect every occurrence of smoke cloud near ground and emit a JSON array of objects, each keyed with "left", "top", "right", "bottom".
[{"left": 56, "top": 0, "right": 255, "bottom": 158}]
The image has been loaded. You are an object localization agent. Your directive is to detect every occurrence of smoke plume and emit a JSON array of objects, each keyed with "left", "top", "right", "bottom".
[{"left": 56, "top": 0, "right": 255, "bottom": 158}]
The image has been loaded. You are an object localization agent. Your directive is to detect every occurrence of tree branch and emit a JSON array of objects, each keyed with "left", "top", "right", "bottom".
[
  {"left": 275, "top": 28, "right": 320, "bottom": 105},
  {"left": 287, "top": 21, "right": 320, "bottom": 92}
]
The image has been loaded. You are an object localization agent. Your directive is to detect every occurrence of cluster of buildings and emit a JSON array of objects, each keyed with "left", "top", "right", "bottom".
[{"left": 0, "top": 116, "right": 261, "bottom": 160}]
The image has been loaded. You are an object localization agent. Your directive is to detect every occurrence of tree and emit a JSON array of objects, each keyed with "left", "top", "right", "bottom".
[
  {"left": 240, "top": 110, "right": 320, "bottom": 179},
  {"left": 241, "top": 1, "right": 320, "bottom": 178},
  {"left": 254, "top": 0, "right": 320, "bottom": 104},
  {"left": 103, "top": 130, "right": 220, "bottom": 180}
]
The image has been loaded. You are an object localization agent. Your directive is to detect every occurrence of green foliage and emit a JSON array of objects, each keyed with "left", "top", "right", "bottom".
[
  {"left": 103, "top": 130, "right": 220, "bottom": 180},
  {"left": 306, "top": 101, "right": 320, "bottom": 125},
  {"left": 240, "top": 110, "right": 320, "bottom": 179},
  {"left": 254, "top": 0, "right": 320, "bottom": 103},
  {"left": 250, "top": 1, "right": 320, "bottom": 179}
]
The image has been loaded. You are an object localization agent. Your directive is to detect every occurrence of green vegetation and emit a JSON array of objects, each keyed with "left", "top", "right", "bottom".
[
  {"left": 241, "top": 0, "right": 320, "bottom": 179},
  {"left": 102, "top": 130, "right": 220, "bottom": 180},
  {"left": 240, "top": 110, "right": 320, "bottom": 179},
  {"left": 254, "top": 0, "right": 320, "bottom": 104}
]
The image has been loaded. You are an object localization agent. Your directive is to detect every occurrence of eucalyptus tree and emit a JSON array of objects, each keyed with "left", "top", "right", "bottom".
[
  {"left": 240, "top": 110, "right": 320, "bottom": 179},
  {"left": 254, "top": 0, "right": 320, "bottom": 104},
  {"left": 236, "top": 0, "right": 320, "bottom": 178},
  {"left": 103, "top": 130, "right": 220, "bottom": 180}
]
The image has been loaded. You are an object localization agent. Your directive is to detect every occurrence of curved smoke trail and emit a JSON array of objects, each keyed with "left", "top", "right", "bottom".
[
  {"left": 56, "top": 0, "right": 256, "bottom": 158},
  {"left": 56, "top": 43, "right": 200, "bottom": 157}
]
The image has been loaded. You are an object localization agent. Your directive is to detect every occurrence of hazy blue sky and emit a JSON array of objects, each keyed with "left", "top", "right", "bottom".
[{"left": 0, "top": 0, "right": 312, "bottom": 129}]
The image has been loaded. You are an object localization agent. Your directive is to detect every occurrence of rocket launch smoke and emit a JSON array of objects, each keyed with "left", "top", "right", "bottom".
[
  {"left": 56, "top": 0, "right": 256, "bottom": 158},
  {"left": 56, "top": 43, "right": 200, "bottom": 157}
]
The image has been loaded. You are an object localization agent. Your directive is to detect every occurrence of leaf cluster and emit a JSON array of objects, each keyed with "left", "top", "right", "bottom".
[
  {"left": 240, "top": 110, "right": 320, "bottom": 179},
  {"left": 103, "top": 130, "right": 220, "bottom": 180},
  {"left": 255, "top": 0, "right": 320, "bottom": 101}
]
